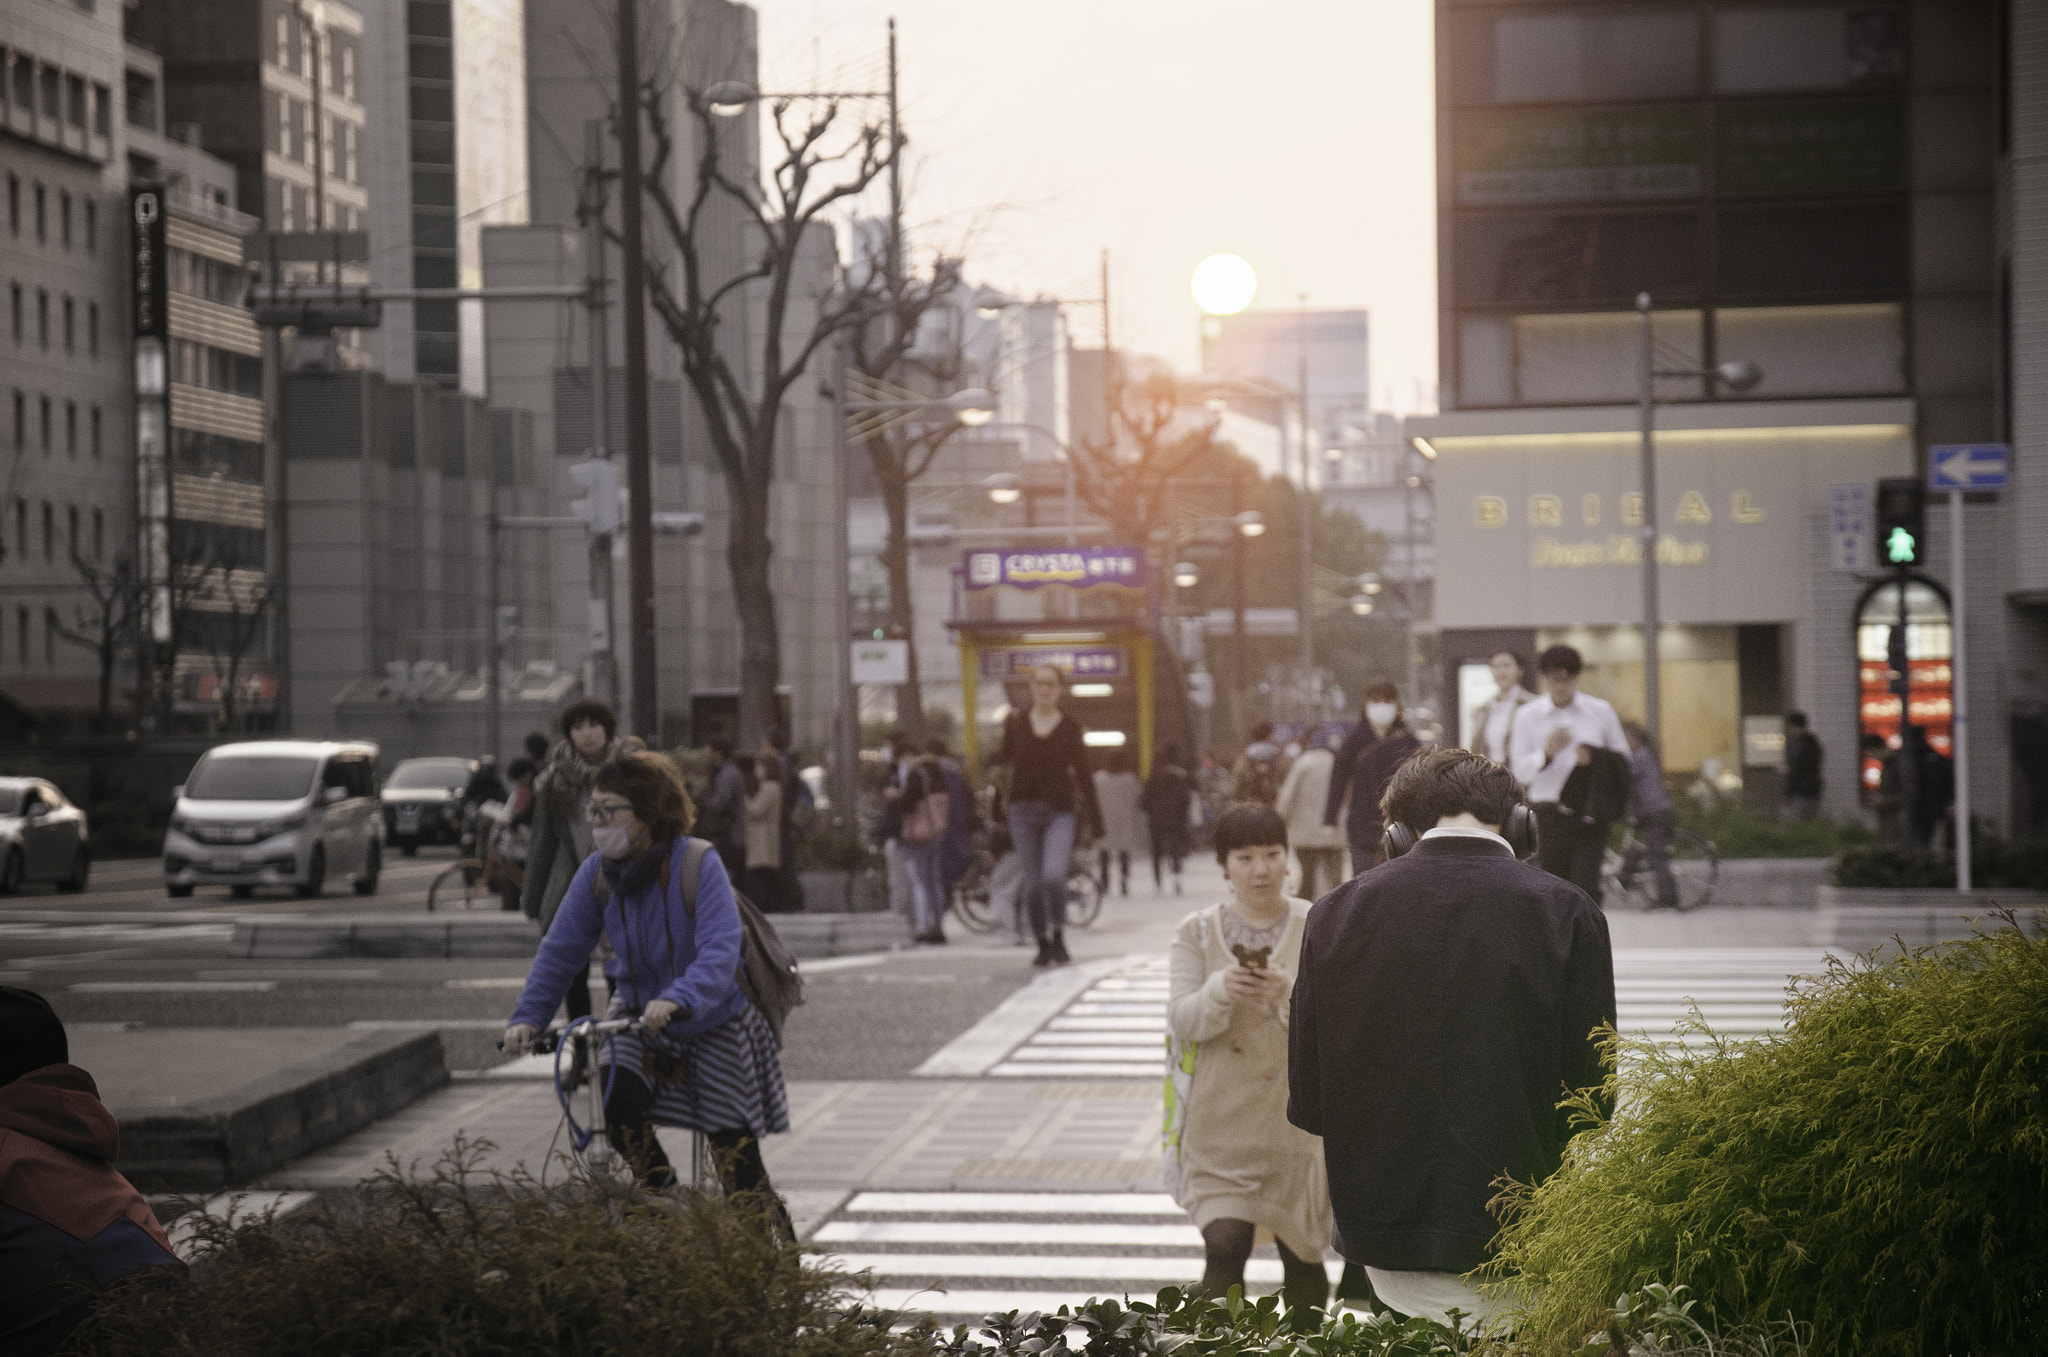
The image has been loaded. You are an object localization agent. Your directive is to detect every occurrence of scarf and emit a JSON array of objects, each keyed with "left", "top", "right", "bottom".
[
  {"left": 599, "top": 838, "right": 670, "bottom": 900},
  {"left": 543, "top": 736, "right": 617, "bottom": 806}
]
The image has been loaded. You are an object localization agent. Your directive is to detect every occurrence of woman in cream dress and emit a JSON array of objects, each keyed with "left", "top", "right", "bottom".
[{"left": 1164, "top": 802, "right": 1332, "bottom": 1314}]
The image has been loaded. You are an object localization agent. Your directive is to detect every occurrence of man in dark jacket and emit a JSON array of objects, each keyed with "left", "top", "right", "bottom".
[
  {"left": 1782, "top": 711, "right": 1823, "bottom": 820},
  {"left": 1323, "top": 680, "right": 1422, "bottom": 875},
  {"left": 2, "top": 988, "right": 183, "bottom": 1355},
  {"left": 1289, "top": 747, "right": 1614, "bottom": 1327}
]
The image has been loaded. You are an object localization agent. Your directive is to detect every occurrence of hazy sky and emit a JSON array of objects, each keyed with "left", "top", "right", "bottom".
[{"left": 755, "top": 0, "right": 1440, "bottom": 413}]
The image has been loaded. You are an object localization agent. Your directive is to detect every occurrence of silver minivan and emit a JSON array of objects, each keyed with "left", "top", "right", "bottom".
[{"left": 163, "top": 740, "right": 384, "bottom": 899}]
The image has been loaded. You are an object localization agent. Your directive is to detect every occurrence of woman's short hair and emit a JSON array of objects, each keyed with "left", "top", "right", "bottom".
[
  {"left": 1362, "top": 678, "right": 1400, "bottom": 704},
  {"left": 1380, "top": 747, "right": 1523, "bottom": 831},
  {"left": 1030, "top": 662, "right": 1065, "bottom": 686},
  {"left": 1213, "top": 802, "right": 1289, "bottom": 864},
  {"left": 594, "top": 751, "right": 696, "bottom": 842},
  {"left": 1490, "top": 648, "right": 1524, "bottom": 671},
  {"left": 560, "top": 699, "right": 618, "bottom": 742},
  {"left": 1536, "top": 644, "right": 1584, "bottom": 677}
]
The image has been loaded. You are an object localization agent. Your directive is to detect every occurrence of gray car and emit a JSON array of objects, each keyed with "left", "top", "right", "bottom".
[{"left": 0, "top": 777, "right": 91, "bottom": 893}]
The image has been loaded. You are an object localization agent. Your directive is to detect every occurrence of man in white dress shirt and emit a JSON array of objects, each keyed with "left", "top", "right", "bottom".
[
  {"left": 1508, "top": 645, "right": 1631, "bottom": 899},
  {"left": 1471, "top": 650, "right": 1537, "bottom": 765}
]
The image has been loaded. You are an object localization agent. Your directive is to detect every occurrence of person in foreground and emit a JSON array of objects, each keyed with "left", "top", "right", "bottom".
[
  {"left": 1, "top": 987, "right": 182, "bottom": 1355},
  {"left": 1166, "top": 804, "right": 1332, "bottom": 1315},
  {"left": 503, "top": 752, "right": 791, "bottom": 1232},
  {"left": 1287, "top": 748, "right": 1615, "bottom": 1329}
]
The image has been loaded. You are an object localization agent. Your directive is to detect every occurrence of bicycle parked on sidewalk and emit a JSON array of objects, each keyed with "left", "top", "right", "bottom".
[
  {"left": 948, "top": 831, "right": 1101, "bottom": 933},
  {"left": 427, "top": 802, "right": 523, "bottom": 911},
  {"left": 1600, "top": 817, "right": 1718, "bottom": 912}
]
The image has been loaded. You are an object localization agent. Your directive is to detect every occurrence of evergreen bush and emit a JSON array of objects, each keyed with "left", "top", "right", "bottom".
[
  {"left": 1488, "top": 918, "right": 2048, "bottom": 1356},
  {"left": 1670, "top": 805, "right": 1874, "bottom": 861},
  {"left": 1832, "top": 838, "right": 2048, "bottom": 890}
]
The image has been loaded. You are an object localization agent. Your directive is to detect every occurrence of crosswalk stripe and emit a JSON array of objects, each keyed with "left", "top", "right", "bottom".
[
  {"left": 846, "top": 1192, "right": 1180, "bottom": 1214},
  {"left": 817, "top": 1220, "right": 1205, "bottom": 1246}
]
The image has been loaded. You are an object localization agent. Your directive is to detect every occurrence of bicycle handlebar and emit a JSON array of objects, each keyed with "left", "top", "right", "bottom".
[{"left": 502, "top": 1016, "right": 644, "bottom": 1054}]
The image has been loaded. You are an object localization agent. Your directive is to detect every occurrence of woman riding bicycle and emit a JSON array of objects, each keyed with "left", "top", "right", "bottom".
[{"left": 501, "top": 751, "right": 792, "bottom": 1229}]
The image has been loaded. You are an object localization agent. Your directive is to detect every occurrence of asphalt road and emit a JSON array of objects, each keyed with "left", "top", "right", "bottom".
[{"left": 0, "top": 851, "right": 1052, "bottom": 1077}]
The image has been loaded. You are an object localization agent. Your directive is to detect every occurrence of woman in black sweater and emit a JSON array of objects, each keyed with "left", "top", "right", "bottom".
[{"left": 992, "top": 664, "right": 1105, "bottom": 967}]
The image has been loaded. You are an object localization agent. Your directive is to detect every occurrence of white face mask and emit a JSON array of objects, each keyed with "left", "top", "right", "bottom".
[
  {"left": 1366, "top": 702, "right": 1398, "bottom": 728},
  {"left": 592, "top": 824, "right": 636, "bottom": 859}
]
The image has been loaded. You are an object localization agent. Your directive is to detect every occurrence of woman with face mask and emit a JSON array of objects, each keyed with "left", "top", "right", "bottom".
[
  {"left": 501, "top": 751, "right": 791, "bottom": 1230},
  {"left": 1321, "top": 680, "right": 1423, "bottom": 875},
  {"left": 1164, "top": 803, "right": 1332, "bottom": 1315}
]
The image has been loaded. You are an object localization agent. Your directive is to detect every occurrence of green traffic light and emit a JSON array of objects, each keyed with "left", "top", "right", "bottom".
[{"left": 1886, "top": 526, "right": 1916, "bottom": 564}]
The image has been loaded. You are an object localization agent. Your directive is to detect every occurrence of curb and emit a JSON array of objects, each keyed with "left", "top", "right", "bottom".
[
  {"left": 1817, "top": 888, "right": 2048, "bottom": 952},
  {"left": 231, "top": 914, "right": 542, "bottom": 959},
  {"left": 116, "top": 1030, "right": 449, "bottom": 1192}
]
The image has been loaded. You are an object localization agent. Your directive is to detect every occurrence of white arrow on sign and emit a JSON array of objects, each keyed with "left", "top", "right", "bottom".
[{"left": 1929, "top": 443, "right": 2009, "bottom": 492}]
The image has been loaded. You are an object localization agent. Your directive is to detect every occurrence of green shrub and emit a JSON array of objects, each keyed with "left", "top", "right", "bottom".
[
  {"left": 69, "top": 1140, "right": 926, "bottom": 1357},
  {"left": 1833, "top": 838, "right": 2048, "bottom": 889},
  {"left": 796, "top": 824, "right": 871, "bottom": 872},
  {"left": 1488, "top": 919, "right": 2048, "bottom": 1356},
  {"left": 1666, "top": 805, "right": 1875, "bottom": 860}
]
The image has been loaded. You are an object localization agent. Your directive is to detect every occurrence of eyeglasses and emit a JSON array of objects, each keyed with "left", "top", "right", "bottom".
[{"left": 586, "top": 801, "right": 633, "bottom": 826}]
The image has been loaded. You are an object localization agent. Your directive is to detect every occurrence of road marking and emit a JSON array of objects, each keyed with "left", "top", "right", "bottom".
[
  {"left": 195, "top": 969, "right": 384, "bottom": 981},
  {"left": 70, "top": 980, "right": 278, "bottom": 993},
  {"left": 911, "top": 956, "right": 1129, "bottom": 1077},
  {"left": 444, "top": 977, "right": 530, "bottom": 989},
  {"left": 350, "top": 1018, "right": 508, "bottom": 1030},
  {"left": 799, "top": 953, "right": 895, "bottom": 974}
]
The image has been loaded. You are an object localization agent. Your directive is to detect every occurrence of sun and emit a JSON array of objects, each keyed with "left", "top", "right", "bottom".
[{"left": 1191, "top": 254, "right": 1258, "bottom": 316}]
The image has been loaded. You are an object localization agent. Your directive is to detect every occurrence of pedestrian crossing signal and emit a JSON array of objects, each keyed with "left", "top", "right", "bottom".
[{"left": 1875, "top": 477, "right": 1923, "bottom": 568}]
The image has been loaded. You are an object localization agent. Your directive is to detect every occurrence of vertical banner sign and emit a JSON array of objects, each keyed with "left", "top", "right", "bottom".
[
  {"left": 130, "top": 186, "right": 173, "bottom": 646},
  {"left": 1827, "top": 483, "right": 1871, "bottom": 572}
]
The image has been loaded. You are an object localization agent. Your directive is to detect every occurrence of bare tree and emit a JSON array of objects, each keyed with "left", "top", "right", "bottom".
[
  {"left": 1071, "top": 368, "right": 1222, "bottom": 546},
  {"left": 636, "top": 79, "right": 896, "bottom": 746},
  {"left": 189, "top": 552, "right": 276, "bottom": 732},
  {"left": 52, "top": 550, "right": 146, "bottom": 731},
  {"left": 843, "top": 252, "right": 969, "bottom": 742}
]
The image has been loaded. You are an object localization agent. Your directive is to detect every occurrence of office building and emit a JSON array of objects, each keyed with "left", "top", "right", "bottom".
[{"left": 1415, "top": 0, "right": 2043, "bottom": 831}]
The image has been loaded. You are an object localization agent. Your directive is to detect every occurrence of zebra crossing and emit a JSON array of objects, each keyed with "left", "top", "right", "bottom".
[{"left": 986, "top": 949, "right": 1833, "bottom": 1078}]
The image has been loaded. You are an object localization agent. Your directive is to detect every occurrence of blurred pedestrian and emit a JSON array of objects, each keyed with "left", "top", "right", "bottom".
[
  {"left": 698, "top": 739, "right": 751, "bottom": 878},
  {"left": 1289, "top": 748, "right": 1614, "bottom": 1328},
  {"left": 1623, "top": 722, "right": 1679, "bottom": 911},
  {"left": 1782, "top": 711, "right": 1823, "bottom": 820},
  {"left": 1093, "top": 747, "right": 1146, "bottom": 897},
  {"left": 991, "top": 665, "right": 1104, "bottom": 968},
  {"left": 1471, "top": 649, "right": 1537, "bottom": 765},
  {"left": 521, "top": 700, "right": 626, "bottom": 1029},
  {"left": 744, "top": 756, "right": 788, "bottom": 912},
  {"left": 1228, "top": 722, "right": 1287, "bottom": 806},
  {"left": 1276, "top": 729, "right": 1346, "bottom": 900},
  {"left": 890, "top": 744, "right": 952, "bottom": 944},
  {"left": 1, "top": 987, "right": 183, "bottom": 1355},
  {"left": 1324, "top": 681, "right": 1423, "bottom": 875},
  {"left": 1509, "top": 646, "right": 1630, "bottom": 900},
  {"left": 762, "top": 729, "right": 810, "bottom": 911},
  {"left": 524, "top": 731, "right": 551, "bottom": 765},
  {"left": 502, "top": 754, "right": 791, "bottom": 1233},
  {"left": 1142, "top": 744, "right": 1195, "bottom": 894},
  {"left": 927, "top": 736, "right": 976, "bottom": 909},
  {"left": 1165, "top": 805, "right": 1331, "bottom": 1315}
]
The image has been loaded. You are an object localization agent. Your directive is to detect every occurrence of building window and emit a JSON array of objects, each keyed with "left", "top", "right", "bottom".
[
  {"left": 66, "top": 73, "right": 85, "bottom": 128},
  {"left": 86, "top": 302, "right": 96, "bottom": 355},
  {"left": 41, "top": 501, "right": 51, "bottom": 560},
  {"left": 40, "top": 66, "right": 59, "bottom": 120},
  {"left": 43, "top": 608, "right": 53, "bottom": 666},
  {"left": 10, "top": 56, "right": 29, "bottom": 111},
  {"left": 35, "top": 289, "right": 46, "bottom": 347},
  {"left": 5, "top": 173, "right": 15, "bottom": 234},
  {"left": 62, "top": 296, "right": 73, "bottom": 351},
  {"left": 83, "top": 199, "right": 94, "bottom": 250},
  {"left": 65, "top": 505, "right": 77, "bottom": 561},
  {"left": 38, "top": 396, "right": 50, "bottom": 453},
  {"left": 89, "top": 405, "right": 100, "bottom": 457},
  {"left": 34, "top": 182, "right": 45, "bottom": 242},
  {"left": 9, "top": 392, "right": 20, "bottom": 451},
  {"left": 123, "top": 68, "right": 156, "bottom": 130},
  {"left": 93, "top": 82, "right": 109, "bottom": 136},
  {"left": 64, "top": 401, "right": 75, "bottom": 455},
  {"left": 8, "top": 283, "right": 18, "bottom": 341},
  {"left": 59, "top": 192, "right": 71, "bottom": 248},
  {"left": 16, "top": 608, "right": 26, "bottom": 665},
  {"left": 92, "top": 507, "right": 102, "bottom": 561},
  {"left": 10, "top": 502, "right": 20, "bottom": 556}
]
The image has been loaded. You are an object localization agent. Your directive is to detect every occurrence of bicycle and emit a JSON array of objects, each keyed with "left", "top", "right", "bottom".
[
  {"left": 427, "top": 802, "right": 523, "bottom": 911},
  {"left": 1601, "top": 818, "right": 1718, "bottom": 912},
  {"left": 520, "top": 1016, "right": 716, "bottom": 1192},
  {"left": 950, "top": 840, "right": 1101, "bottom": 932}
]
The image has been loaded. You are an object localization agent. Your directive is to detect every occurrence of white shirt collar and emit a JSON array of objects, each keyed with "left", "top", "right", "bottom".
[{"left": 1421, "top": 825, "right": 1514, "bottom": 854}]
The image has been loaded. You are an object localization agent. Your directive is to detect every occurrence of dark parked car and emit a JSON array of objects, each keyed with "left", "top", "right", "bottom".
[
  {"left": 381, "top": 757, "right": 476, "bottom": 855},
  {"left": 0, "top": 777, "right": 90, "bottom": 893}
]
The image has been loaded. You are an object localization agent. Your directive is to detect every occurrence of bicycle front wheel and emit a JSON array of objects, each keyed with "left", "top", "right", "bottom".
[
  {"left": 1673, "top": 830, "right": 1718, "bottom": 911},
  {"left": 1065, "top": 867, "right": 1103, "bottom": 928},
  {"left": 428, "top": 862, "right": 482, "bottom": 912},
  {"left": 1599, "top": 845, "right": 1654, "bottom": 913},
  {"left": 951, "top": 853, "right": 997, "bottom": 932}
]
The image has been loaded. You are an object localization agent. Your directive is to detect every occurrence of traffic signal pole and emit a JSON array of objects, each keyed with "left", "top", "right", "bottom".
[{"left": 1950, "top": 487, "right": 1971, "bottom": 892}]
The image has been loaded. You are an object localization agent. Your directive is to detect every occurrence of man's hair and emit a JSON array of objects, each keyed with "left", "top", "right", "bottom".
[
  {"left": 524, "top": 731, "right": 551, "bottom": 761},
  {"left": 766, "top": 727, "right": 791, "bottom": 753},
  {"left": 1380, "top": 747, "right": 1523, "bottom": 831},
  {"left": 885, "top": 729, "right": 910, "bottom": 754},
  {"left": 559, "top": 699, "right": 618, "bottom": 742},
  {"left": 0, "top": 986, "right": 67, "bottom": 1087},
  {"left": 1213, "top": 802, "right": 1289, "bottom": 864},
  {"left": 1250, "top": 721, "right": 1274, "bottom": 742},
  {"left": 1362, "top": 678, "right": 1400, "bottom": 704},
  {"left": 1536, "top": 644, "right": 1583, "bottom": 677},
  {"left": 1786, "top": 710, "right": 1809, "bottom": 729},
  {"left": 507, "top": 757, "right": 536, "bottom": 782},
  {"left": 925, "top": 735, "right": 951, "bottom": 758},
  {"left": 707, "top": 737, "right": 735, "bottom": 759},
  {"left": 594, "top": 751, "right": 696, "bottom": 842}
]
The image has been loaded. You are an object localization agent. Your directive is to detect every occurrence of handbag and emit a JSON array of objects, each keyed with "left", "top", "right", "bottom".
[{"left": 900, "top": 763, "right": 950, "bottom": 845}]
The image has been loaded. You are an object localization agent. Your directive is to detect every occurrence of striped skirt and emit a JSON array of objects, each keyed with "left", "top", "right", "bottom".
[{"left": 602, "top": 995, "right": 791, "bottom": 1137}]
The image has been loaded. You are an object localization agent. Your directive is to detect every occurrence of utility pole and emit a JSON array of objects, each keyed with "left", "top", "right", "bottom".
[
  {"left": 1297, "top": 293, "right": 1313, "bottom": 690},
  {"left": 582, "top": 119, "right": 619, "bottom": 707},
  {"left": 1636, "top": 292, "right": 1664, "bottom": 747},
  {"left": 886, "top": 19, "right": 901, "bottom": 293},
  {"left": 616, "top": 0, "right": 658, "bottom": 740}
]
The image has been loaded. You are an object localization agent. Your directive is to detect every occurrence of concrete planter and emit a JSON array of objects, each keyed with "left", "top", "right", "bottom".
[
  {"left": 1702, "top": 857, "right": 1830, "bottom": 909},
  {"left": 797, "top": 868, "right": 891, "bottom": 914},
  {"left": 774, "top": 911, "right": 909, "bottom": 959},
  {"left": 1817, "top": 885, "right": 2048, "bottom": 953}
]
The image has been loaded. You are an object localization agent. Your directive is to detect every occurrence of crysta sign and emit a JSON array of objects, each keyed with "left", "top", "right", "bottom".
[{"left": 962, "top": 547, "right": 1146, "bottom": 591}]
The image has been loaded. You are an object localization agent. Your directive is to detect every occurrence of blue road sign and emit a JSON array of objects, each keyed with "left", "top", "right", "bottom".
[
  {"left": 1928, "top": 443, "right": 2009, "bottom": 492},
  {"left": 1827, "top": 482, "right": 1870, "bottom": 572}
]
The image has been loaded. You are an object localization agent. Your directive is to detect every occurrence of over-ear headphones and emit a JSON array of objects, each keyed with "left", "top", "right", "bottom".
[{"left": 1382, "top": 803, "right": 1537, "bottom": 861}]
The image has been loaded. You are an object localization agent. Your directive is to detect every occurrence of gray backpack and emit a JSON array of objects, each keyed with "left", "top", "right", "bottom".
[{"left": 592, "top": 838, "right": 805, "bottom": 1043}]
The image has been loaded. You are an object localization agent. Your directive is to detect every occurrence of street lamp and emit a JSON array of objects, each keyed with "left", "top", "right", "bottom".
[
  {"left": 1350, "top": 595, "right": 1374, "bottom": 617},
  {"left": 950, "top": 387, "right": 996, "bottom": 426},
  {"left": 983, "top": 472, "right": 1022, "bottom": 506},
  {"left": 1235, "top": 510, "right": 1266, "bottom": 538},
  {"left": 1173, "top": 561, "right": 1199, "bottom": 589},
  {"left": 1635, "top": 291, "right": 1763, "bottom": 748}
]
